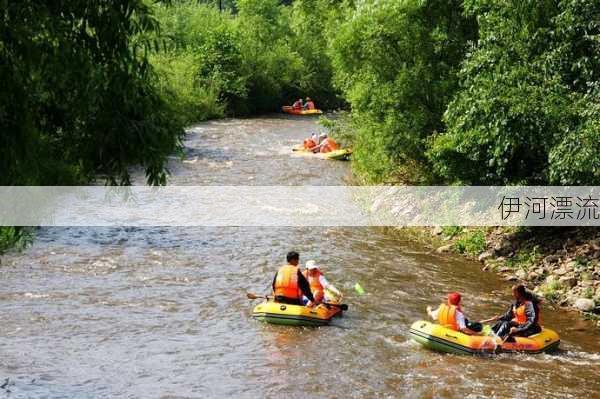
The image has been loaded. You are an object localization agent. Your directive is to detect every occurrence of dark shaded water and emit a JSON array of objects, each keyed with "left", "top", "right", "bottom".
[{"left": 1, "top": 116, "right": 599, "bottom": 398}]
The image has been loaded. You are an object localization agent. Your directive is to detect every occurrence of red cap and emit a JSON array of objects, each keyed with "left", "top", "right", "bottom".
[{"left": 447, "top": 292, "right": 462, "bottom": 307}]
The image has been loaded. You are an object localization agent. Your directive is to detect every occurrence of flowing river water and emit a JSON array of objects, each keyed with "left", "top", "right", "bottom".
[{"left": 1, "top": 116, "right": 599, "bottom": 398}]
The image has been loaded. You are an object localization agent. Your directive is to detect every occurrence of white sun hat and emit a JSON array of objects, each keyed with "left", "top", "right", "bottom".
[{"left": 305, "top": 260, "right": 318, "bottom": 270}]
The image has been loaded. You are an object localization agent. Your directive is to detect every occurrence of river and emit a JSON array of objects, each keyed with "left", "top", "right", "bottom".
[{"left": 1, "top": 116, "right": 599, "bottom": 398}]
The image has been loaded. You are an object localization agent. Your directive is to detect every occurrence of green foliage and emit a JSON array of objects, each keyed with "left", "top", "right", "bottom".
[
  {"left": 151, "top": 0, "right": 342, "bottom": 117},
  {"left": 288, "top": 0, "right": 344, "bottom": 109},
  {"left": 0, "top": 227, "right": 32, "bottom": 255},
  {"left": 328, "top": 0, "right": 477, "bottom": 182},
  {"left": 506, "top": 246, "right": 541, "bottom": 270},
  {"left": 442, "top": 226, "right": 463, "bottom": 239},
  {"left": 548, "top": 88, "right": 600, "bottom": 184},
  {"left": 150, "top": 4, "right": 241, "bottom": 122},
  {"left": 583, "top": 287, "right": 595, "bottom": 300},
  {"left": 319, "top": 113, "right": 353, "bottom": 148},
  {"left": 575, "top": 255, "right": 589, "bottom": 268},
  {"left": 151, "top": 51, "right": 225, "bottom": 124},
  {"left": 235, "top": 0, "right": 305, "bottom": 113},
  {"left": 453, "top": 229, "right": 486, "bottom": 255},
  {"left": 540, "top": 280, "right": 563, "bottom": 302},
  {"left": 428, "top": 0, "right": 600, "bottom": 185},
  {"left": 0, "top": 1, "right": 184, "bottom": 186}
]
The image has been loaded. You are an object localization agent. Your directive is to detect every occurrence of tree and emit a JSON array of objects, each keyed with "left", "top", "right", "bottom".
[
  {"left": 328, "top": 0, "right": 476, "bottom": 182},
  {"left": 428, "top": 0, "right": 600, "bottom": 185},
  {"left": 0, "top": 1, "right": 183, "bottom": 185}
]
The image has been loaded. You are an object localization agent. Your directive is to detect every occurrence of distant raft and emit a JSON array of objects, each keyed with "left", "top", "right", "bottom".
[
  {"left": 409, "top": 320, "right": 560, "bottom": 355},
  {"left": 282, "top": 106, "right": 323, "bottom": 116},
  {"left": 252, "top": 300, "right": 343, "bottom": 326},
  {"left": 292, "top": 146, "right": 352, "bottom": 161}
]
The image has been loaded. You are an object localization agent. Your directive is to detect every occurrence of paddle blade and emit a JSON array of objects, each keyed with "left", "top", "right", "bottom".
[
  {"left": 354, "top": 282, "right": 365, "bottom": 296},
  {"left": 246, "top": 292, "right": 260, "bottom": 300},
  {"left": 482, "top": 325, "right": 492, "bottom": 336}
]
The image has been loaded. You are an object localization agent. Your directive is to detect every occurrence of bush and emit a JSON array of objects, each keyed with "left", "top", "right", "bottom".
[
  {"left": 442, "top": 226, "right": 463, "bottom": 239},
  {"left": 428, "top": 1, "right": 600, "bottom": 185},
  {"left": 0, "top": 1, "right": 184, "bottom": 186},
  {"left": 0, "top": 227, "right": 32, "bottom": 255},
  {"left": 151, "top": 51, "right": 225, "bottom": 125},
  {"left": 328, "top": 0, "right": 476, "bottom": 182},
  {"left": 506, "top": 246, "right": 541, "bottom": 270},
  {"left": 151, "top": 0, "right": 334, "bottom": 117},
  {"left": 151, "top": 4, "right": 245, "bottom": 120},
  {"left": 453, "top": 230, "right": 486, "bottom": 255},
  {"left": 540, "top": 280, "right": 563, "bottom": 302}
]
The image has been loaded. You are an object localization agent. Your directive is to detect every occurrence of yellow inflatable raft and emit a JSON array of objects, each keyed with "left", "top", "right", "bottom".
[
  {"left": 252, "top": 300, "right": 343, "bottom": 326},
  {"left": 282, "top": 106, "right": 323, "bottom": 115},
  {"left": 410, "top": 320, "right": 560, "bottom": 355},
  {"left": 292, "top": 146, "right": 352, "bottom": 161}
]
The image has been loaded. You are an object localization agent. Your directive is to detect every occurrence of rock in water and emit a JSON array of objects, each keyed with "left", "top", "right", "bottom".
[
  {"left": 478, "top": 251, "right": 493, "bottom": 263},
  {"left": 435, "top": 244, "right": 453, "bottom": 254},
  {"left": 574, "top": 298, "right": 595, "bottom": 312}
]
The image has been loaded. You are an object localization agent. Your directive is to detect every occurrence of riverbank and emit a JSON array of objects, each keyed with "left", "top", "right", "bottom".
[{"left": 387, "top": 225, "right": 600, "bottom": 327}]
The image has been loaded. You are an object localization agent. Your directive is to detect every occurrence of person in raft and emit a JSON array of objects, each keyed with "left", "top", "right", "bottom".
[
  {"left": 303, "top": 97, "right": 315, "bottom": 110},
  {"left": 427, "top": 292, "right": 483, "bottom": 334},
  {"left": 292, "top": 98, "right": 304, "bottom": 110},
  {"left": 272, "top": 251, "right": 316, "bottom": 307},
  {"left": 303, "top": 132, "right": 319, "bottom": 150},
  {"left": 482, "top": 284, "right": 542, "bottom": 341},
  {"left": 301, "top": 260, "right": 342, "bottom": 305},
  {"left": 312, "top": 133, "right": 339, "bottom": 153}
]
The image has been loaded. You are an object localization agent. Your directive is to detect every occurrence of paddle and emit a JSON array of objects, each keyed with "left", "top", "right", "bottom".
[
  {"left": 324, "top": 302, "right": 349, "bottom": 311},
  {"left": 292, "top": 146, "right": 319, "bottom": 153},
  {"left": 245, "top": 292, "right": 348, "bottom": 311},
  {"left": 246, "top": 292, "right": 270, "bottom": 300}
]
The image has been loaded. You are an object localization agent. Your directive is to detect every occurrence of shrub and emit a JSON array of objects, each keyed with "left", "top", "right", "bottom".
[
  {"left": 453, "top": 230, "right": 486, "bottom": 255},
  {"left": 0, "top": 227, "right": 32, "bottom": 255}
]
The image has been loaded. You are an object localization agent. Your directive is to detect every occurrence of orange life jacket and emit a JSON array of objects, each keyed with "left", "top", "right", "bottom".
[
  {"left": 303, "top": 138, "right": 317, "bottom": 149},
  {"left": 320, "top": 138, "right": 339, "bottom": 153},
  {"left": 273, "top": 264, "right": 302, "bottom": 299},
  {"left": 302, "top": 269, "right": 324, "bottom": 302},
  {"left": 512, "top": 300, "right": 540, "bottom": 325},
  {"left": 437, "top": 303, "right": 459, "bottom": 331}
]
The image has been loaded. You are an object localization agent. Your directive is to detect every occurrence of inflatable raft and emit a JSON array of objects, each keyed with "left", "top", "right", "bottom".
[
  {"left": 409, "top": 320, "right": 560, "bottom": 355},
  {"left": 252, "top": 300, "right": 343, "bottom": 326},
  {"left": 282, "top": 106, "right": 323, "bottom": 116},
  {"left": 292, "top": 146, "right": 352, "bottom": 161}
]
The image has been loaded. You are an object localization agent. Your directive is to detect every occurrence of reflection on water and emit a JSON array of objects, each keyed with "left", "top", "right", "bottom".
[{"left": 1, "top": 116, "right": 599, "bottom": 398}]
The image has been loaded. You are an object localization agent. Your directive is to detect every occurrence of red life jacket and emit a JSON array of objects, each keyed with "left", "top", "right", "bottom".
[{"left": 306, "top": 101, "right": 315, "bottom": 110}]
